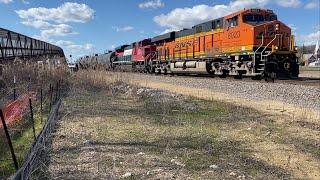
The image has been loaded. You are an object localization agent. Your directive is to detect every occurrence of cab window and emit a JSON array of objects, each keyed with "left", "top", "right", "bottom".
[
  {"left": 265, "top": 15, "right": 277, "bottom": 21},
  {"left": 216, "top": 20, "right": 222, "bottom": 28},
  {"left": 225, "top": 16, "right": 239, "bottom": 28},
  {"left": 195, "top": 26, "right": 202, "bottom": 33},
  {"left": 243, "top": 14, "right": 264, "bottom": 23}
]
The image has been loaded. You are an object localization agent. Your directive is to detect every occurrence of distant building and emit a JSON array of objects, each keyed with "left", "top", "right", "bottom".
[
  {"left": 307, "top": 41, "right": 320, "bottom": 67},
  {"left": 302, "top": 54, "right": 313, "bottom": 65}
]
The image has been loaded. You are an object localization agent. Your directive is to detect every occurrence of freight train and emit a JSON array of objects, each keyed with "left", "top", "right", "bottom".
[{"left": 77, "top": 8, "right": 299, "bottom": 79}]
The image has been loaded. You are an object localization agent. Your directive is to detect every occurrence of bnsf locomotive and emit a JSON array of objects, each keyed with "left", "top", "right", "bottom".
[{"left": 77, "top": 8, "right": 299, "bottom": 79}]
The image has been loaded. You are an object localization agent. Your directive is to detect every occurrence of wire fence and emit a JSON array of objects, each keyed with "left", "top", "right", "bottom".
[{"left": 0, "top": 62, "right": 68, "bottom": 178}]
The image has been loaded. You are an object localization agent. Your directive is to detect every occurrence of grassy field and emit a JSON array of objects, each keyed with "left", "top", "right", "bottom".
[
  {"left": 300, "top": 66, "right": 320, "bottom": 71},
  {"left": 0, "top": 109, "right": 49, "bottom": 177},
  {"left": 43, "top": 71, "right": 320, "bottom": 179}
]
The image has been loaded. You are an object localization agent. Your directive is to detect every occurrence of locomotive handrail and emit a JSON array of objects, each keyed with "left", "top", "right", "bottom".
[
  {"left": 253, "top": 35, "right": 264, "bottom": 67},
  {"left": 144, "top": 51, "right": 157, "bottom": 69},
  {"left": 260, "top": 34, "right": 282, "bottom": 62}
]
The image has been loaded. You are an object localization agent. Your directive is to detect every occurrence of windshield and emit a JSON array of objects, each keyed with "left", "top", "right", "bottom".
[
  {"left": 243, "top": 13, "right": 278, "bottom": 24},
  {"left": 265, "top": 15, "right": 278, "bottom": 21},
  {"left": 243, "top": 14, "right": 264, "bottom": 23}
]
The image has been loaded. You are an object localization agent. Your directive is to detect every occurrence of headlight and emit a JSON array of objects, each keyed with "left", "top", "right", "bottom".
[
  {"left": 272, "top": 45, "right": 278, "bottom": 52},
  {"left": 275, "top": 24, "right": 280, "bottom": 31}
]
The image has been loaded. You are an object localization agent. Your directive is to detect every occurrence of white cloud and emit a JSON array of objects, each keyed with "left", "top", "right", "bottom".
[
  {"left": 297, "top": 31, "right": 320, "bottom": 45},
  {"left": 159, "top": 28, "right": 180, "bottom": 35},
  {"left": 21, "top": 0, "right": 29, "bottom": 4},
  {"left": 139, "top": 0, "right": 164, "bottom": 9},
  {"left": 154, "top": 0, "right": 269, "bottom": 32},
  {"left": 15, "top": 2, "right": 94, "bottom": 24},
  {"left": 21, "top": 20, "right": 52, "bottom": 29},
  {"left": 16, "top": 2, "right": 94, "bottom": 39},
  {"left": 112, "top": 26, "right": 134, "bottom": 32},
  {"left": 55, "top": 40, "right": 94, "bottom": 51},
  {"left": 276, "top": 0, "right": 301, "bottom": 8},
  {"left": 22, "top": 20, "right": 77, "bottom": 38},
  {"left": 153, "top": 0, "right": 312, "bottom": 33},
  {"left": 53, "top": 40, "right": 95, "bottom": 58},
  {"left": 304, "top": 0, "right": 319, "bottom": 9},
  {"left": 0, "top": 0, "right": 13, "bottom": 4},
  {"left": 40, "top": 24, "right": 78, "bottom": 39},
  {"left": 16, "top": 2, "right": 95, "bottom": 58}
]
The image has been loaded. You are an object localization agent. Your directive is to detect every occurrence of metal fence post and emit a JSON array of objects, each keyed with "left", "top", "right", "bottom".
[
  {"left": 0, "top": 109, "right": 19, "bottom": 170},
  {"left": 29, "top": 98, "right": 36, "bottom": 141},
  {"left": 13, "top": 75, "right": 16, "bottom": 100},
  {"left": 55, "top": 81, "right": 58, "bottom": 102},
  {"left": 40, "top": 88, "right": 43, "bottom": 124},
  {"left": 49, "top": 83, "right": 53, "bottom": 110},
  {"left": 28, "top": 75, "right": 31, "bottom": 91},
  {"left": 58, "top": 80, "right": 61, "bottom": 100}
]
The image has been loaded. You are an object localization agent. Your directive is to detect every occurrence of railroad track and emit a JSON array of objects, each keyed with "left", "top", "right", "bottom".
[
  {"left": 276, "top": 77, "right": 320, "bottom": 87},
  {"left": 140, "top": 73, "right": 320, "bottom": 87}
]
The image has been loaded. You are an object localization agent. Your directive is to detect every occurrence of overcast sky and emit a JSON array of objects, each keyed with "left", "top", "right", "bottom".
[{"left": 0, "top": 0, "right": 319, "bottom": 61}]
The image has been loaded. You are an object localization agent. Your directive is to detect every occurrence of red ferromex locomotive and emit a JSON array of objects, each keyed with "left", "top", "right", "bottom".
[{"left": 77, "top": 8, "right": 299, "bottom": 79}]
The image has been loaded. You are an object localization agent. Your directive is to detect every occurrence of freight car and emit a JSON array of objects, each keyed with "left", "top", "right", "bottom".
[
  {"left": 77, "top": 51, "right": 114, "bottom": 70},
  {"left": 77, "top": 8, "right": 299, "bottom": 79}
]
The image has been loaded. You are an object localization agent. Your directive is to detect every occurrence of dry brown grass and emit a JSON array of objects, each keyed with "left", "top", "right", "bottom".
[
  {"left": 43, "top": 70, "right": 319, "bottom": 179},
  {"left": 0, "top": 59, "right": 69, "bottom": 178},
  {"left": 0, "top": 60, "right": 69, "bottom": 106}
]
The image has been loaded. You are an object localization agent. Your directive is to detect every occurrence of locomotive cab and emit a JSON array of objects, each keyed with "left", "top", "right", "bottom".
[
  {"left": 217, "top": 8, "right": 298, "bottom": 78},
  {"left": 241, "top": 9, "right": 299, "bottom": 78}
]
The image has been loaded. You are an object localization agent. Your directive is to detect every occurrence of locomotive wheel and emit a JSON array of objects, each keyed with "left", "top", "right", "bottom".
[
  {"left": 290, "top": 63, "right": 299, "bottom": 79},
  {"left": 234, "top": 73, "right": 242, "bottom": 79},
  {"left": 264, "top": 61, "right": 278, "bottom": 80},
  {"left": 219, "top": 74, "right": 227, "bottom": 78},
  {"left": 163, "top": 68, "right": 167, "bottom": 75},
  {"left": 206, "top": 61, "right": 215, "bottom": 75},
  {"left": 235, "top": 70, "right": 246, "bottom": 79},
  {"left": 145, "top": 65, "right": 152, "bottom": 74},
  {"left": 219, "top": 69, "right": 228, "bottom": 78},
  {"left": 252, "top": 75, "right": 263, "bottom": 80},
  {"left": 209, "top": 71, "right": 215, "bottom": 78}
]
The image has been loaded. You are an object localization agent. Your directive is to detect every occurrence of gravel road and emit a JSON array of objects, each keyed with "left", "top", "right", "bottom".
[{"left": 130, "top": 73, "right": 320, "bottom": 111}]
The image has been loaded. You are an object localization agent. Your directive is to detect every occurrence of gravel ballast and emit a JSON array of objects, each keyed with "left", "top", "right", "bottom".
[{"left": 129, "top": 73, "right": 320, "bottom": 111}]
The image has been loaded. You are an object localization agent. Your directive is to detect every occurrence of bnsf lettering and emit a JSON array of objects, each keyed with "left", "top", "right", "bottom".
[
  {"left": 228, "top": 31, "right": 240, "bottom": 39},
  {"left": 175, "top": 40, "right": 194, "bottom": 48}
]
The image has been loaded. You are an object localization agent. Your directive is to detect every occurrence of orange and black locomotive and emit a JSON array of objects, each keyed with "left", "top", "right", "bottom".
[{"left": 78, "top": 8, "right": 299, "bottom": 79}]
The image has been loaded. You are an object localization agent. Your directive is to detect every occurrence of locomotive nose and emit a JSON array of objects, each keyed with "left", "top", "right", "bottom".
[
  {"left": 255, "top": 21, "right": 292, "bottom": 51},
  {"left": 262, "top": 21, "right": 290, "bottom": 37}
]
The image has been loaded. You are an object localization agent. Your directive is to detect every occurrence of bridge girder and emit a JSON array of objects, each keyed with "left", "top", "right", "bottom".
[{"left": 0, "top": 27, "right": 65, "bottom": 63}]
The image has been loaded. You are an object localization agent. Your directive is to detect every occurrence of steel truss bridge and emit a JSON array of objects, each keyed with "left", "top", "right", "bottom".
[{"left": 0, "top": 27, "right": 65, "bottom": 63}]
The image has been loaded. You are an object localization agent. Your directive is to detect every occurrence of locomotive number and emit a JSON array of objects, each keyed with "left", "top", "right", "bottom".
[
  {"left": 175, "top": 40, "right": 194, "bottom": 48},
  {"left": 228, "top": 31, "right": 240, "bottom": 39}
]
